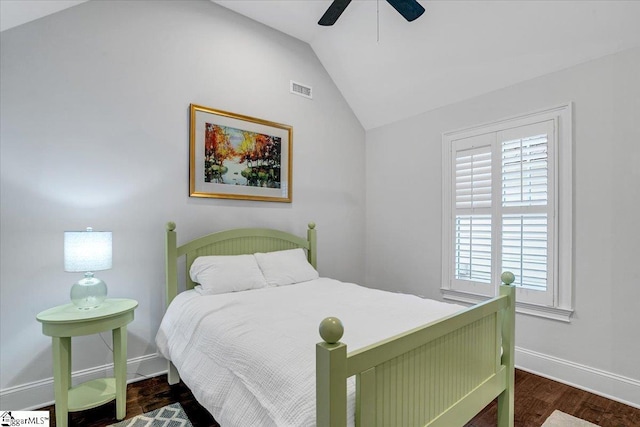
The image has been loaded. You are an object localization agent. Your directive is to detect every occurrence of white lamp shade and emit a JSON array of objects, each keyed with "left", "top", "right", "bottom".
[{"left": 64, "top": 230, "right": 112, "bottom": 272}]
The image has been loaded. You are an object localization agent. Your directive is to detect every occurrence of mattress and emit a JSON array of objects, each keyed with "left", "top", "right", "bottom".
[{"left": 156, "top": 278, "right": 464, "bottom": 426}]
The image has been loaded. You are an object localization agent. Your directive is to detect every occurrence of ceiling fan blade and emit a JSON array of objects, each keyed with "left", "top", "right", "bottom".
[
  {"left": 318, "top": 0, "right": 353, "bottom": 26},
  {"left": 386, "top": 0, "right": 425, "bottom": 22}
]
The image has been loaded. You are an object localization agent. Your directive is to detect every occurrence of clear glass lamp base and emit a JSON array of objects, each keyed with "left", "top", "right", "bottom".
[{"left": 71, "top": 273, "right": 108, "bottom": 309}]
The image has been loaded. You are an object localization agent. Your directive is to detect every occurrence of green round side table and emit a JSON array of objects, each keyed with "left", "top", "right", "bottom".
[{"left": 36, "top": 298, "right": 138, "bottom": 427}]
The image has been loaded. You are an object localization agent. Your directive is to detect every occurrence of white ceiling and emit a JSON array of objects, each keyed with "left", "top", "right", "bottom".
[{"left": 3, "top": 1, "right": 640, "bottom": 130}]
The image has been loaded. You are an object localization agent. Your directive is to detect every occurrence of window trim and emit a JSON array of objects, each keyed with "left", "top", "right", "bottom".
[{"left": 441, "top": 103, "right": 573, "bottom": 322}]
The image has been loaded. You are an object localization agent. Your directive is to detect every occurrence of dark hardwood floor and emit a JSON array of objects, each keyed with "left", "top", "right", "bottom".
[{"left": 39, "top": 369, "right": 639, "bottom": 426}]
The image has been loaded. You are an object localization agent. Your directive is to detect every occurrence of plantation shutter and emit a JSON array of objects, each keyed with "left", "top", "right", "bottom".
[
  {"left": 443, "top": 104, "right": 571, "bottom": 318},
  {"left": 451, "top": 134, "right": 495, "bottom": 296},
  {"left": 499, "top": 120, "right": 555, "bottom": 306}
]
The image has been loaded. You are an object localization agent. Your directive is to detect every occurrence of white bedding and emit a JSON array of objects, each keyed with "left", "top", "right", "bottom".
[{"left": 156, "top": 278, "right": 464, "bottom": 427}]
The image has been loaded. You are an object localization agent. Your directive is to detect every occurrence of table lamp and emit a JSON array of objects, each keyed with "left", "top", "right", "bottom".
[{"left": 64, "top": 227, "right": 112, "bottom": 309}]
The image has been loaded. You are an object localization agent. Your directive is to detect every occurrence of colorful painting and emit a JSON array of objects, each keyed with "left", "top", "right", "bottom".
[
  {"left": 204, "top": 124, "right": 282, "bottom": 188},
  {"left": 189, "top": 104, "right": 292, "bottom": 202}
]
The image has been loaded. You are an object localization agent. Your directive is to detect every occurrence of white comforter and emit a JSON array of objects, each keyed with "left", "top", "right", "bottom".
[{"left": 156, "top": 278, "right": 463, "bottom": 427}]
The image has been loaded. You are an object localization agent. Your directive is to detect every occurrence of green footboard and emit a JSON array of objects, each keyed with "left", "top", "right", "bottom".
[{"left": 317, "top": 275, "right": 516, "bottom": 427}]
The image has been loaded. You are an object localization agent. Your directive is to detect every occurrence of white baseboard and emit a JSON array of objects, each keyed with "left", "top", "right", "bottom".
[
  {"left": 0, "top": 353, "right": 168, "bottom": 411},
  {"left": 516, "top": 346, "right": 640, "bottom": 409}
]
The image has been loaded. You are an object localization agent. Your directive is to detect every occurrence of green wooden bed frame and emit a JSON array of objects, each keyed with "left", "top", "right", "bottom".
[{"left": 164, "top": 221, "right": 515, "bottom": 427}]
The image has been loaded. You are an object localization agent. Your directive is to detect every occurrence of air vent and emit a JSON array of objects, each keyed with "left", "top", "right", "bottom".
[{"left": 290, "top": 80, "right": 312, "bottom": 99}]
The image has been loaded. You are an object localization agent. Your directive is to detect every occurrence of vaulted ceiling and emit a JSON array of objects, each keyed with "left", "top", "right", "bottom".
[{"left": 3, "top": 1, "right": 640, "bottom": 130}]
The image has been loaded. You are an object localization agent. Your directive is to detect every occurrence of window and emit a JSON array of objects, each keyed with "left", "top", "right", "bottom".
[{"left": 442, "top": 104, "right": 573, "bottom": 321}]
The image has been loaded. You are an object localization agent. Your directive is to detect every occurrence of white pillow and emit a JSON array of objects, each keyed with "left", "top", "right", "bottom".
[
  {"left": 254, "top": 248, "right": 319, "bottom": 286},
  {"left": 189, "top": 254, "right": 267, "bottom": 295}
]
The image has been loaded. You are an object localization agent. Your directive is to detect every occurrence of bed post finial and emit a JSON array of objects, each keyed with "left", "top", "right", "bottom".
[
  {"left": 501, "top": 271, "right": 515, "bottom": 285},
  {"left": 308, "top": 222, "right": 316, "bottom": 230},
  {"left": 319, "top": 317, "right": 343, "bottom": 344},
  {"left": 166, "top": 221, "right": 176, "bottom": 231}
]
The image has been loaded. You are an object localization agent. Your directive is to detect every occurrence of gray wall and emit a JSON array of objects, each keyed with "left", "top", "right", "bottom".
[
  {"left": 366, "top": 47, "right": 640, "bottom": 405},
  {"left": 0, "top": 0, "right": 365, "bottom": 406}
]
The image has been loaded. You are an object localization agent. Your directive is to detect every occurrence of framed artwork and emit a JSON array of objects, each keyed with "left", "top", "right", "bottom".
[{"left": 189, "top": 104, "right": 293, "bottom": 202}]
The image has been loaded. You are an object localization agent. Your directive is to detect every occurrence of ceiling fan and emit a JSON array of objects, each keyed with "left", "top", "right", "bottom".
[{"left": 318, "top": 0, "right": 425, "bottom": 26}]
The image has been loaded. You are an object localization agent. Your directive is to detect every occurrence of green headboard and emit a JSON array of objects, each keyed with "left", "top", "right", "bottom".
[{"left": 165, "top": 221, "right": 317, "bottom": 306}]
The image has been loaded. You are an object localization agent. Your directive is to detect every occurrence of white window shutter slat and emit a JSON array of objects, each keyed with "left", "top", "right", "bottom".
[
  {"left": 452, "top": 138, "right": 493, "bottom": 286},
  {"left": 455, "top": 149, "right": 492, "bottom": 210},
  {"left": 502, "top": 213, "right": 548, "bottom": 292}
]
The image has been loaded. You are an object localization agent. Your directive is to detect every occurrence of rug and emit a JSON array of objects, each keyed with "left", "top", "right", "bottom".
[
  {"left": 109, "top": 403, "right": 193, "bottom": 427},
  {"left": 541, "top": 410, "right": 601, "bottom": 427}
]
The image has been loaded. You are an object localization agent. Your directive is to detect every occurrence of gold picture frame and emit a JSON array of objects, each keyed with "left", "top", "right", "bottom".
[{"left": 189, "top": 104, "right": 292, "bottom": 202}]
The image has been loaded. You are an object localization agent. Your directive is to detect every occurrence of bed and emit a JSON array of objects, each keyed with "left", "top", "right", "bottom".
[{"left": 157, "top": 221, "right": 515, "bottom": 427}]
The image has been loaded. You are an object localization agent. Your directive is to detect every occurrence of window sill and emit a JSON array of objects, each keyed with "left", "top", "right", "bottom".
[{"left": 441, "top": 288, "right": 574, "bottom": 323}]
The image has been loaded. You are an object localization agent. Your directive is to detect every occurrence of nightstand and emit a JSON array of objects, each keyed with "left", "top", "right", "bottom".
[{"left": 36, "top": 298, "right": 138, "bottom": 427}]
